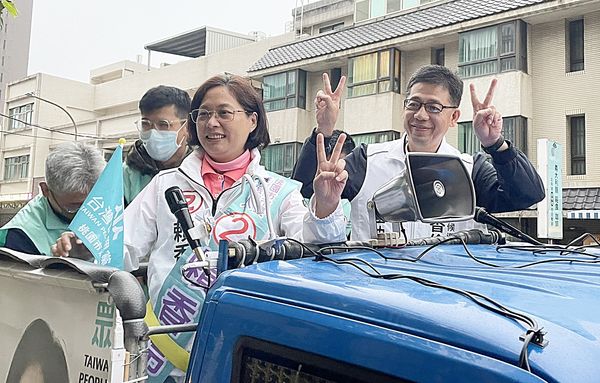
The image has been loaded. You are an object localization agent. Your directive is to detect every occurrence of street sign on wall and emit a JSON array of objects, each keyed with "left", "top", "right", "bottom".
[{"left": 537, "top": 139, "right": 563, "bottom": 239}]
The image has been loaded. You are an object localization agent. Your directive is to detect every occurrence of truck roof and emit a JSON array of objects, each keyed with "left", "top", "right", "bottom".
[{"left": 207, "top": 244, "right": 600, "bottom": 382}]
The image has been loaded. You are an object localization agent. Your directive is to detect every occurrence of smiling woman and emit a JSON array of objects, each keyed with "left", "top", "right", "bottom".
[
  {"left": 48, "top": 73, "right": 348, "bottom": 380},
  {"left": 187, "top": 75, "right": 269, "bottom": 165}
]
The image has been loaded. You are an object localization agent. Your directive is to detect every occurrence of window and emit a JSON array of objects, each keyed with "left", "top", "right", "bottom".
[
  {"left": 263, "top": 70, "right": 306, "bottom": 112},
  {"left": 458, "top": 116, "right": 528, "bottom": 155},
  {"left": 348, "top": 49, "right": 400, "bottom": 98},
  {"left": 567, "top": 19, "right": 584, "bottom": 72},
  {"left": 353, "top": 130, "right": 401, "bottom": 146},
  {"left": 458, "top": 122, "right": 479, "bottom": 155},
  {"left": 319, "top": 22, "right": 344, "bottom": 34},
  {"left": 260, "top": 142, "right": 302, "bottom": 177},
  {"left": 432, "top": 47, "right": 445, "bottom": 66},
  {"left": 458, "top": 21, "right": 527, "bottom": 78},
  {"left": 330, "top": 68, "right": 342, "bottom": 91},
  {"left": 4, "top": 155, "right": 30, "bottom": 180},
  {"left": 502, "top": 116, "right": 528, "bottom": 154},
  {"left": 232, "top": 338, "right": 404, "bottom": 383},
  {"left": 8, "top": 103, "right": 33, "bottom": 130},
  {"left": 569, "top": 115, "right": 585, "bottom": 175},
  {"left": 355, "top": 0, "right": 421, "bottom": 22}
]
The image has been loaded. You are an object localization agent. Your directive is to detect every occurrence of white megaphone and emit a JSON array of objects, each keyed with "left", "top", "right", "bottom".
[{"left": 366, "top": 152, "right": 476, "bottom": 240}]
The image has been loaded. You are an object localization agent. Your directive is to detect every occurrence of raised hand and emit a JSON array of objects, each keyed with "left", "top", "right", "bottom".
[
  {"left": 470, "top": 79, "right": 503, "bottom": 148},
  {"left": 313, "top": 133, "right": 348, "bottom": 218},
  {"left": 315, "top": 72, "right": 347, "bottom": 137}
]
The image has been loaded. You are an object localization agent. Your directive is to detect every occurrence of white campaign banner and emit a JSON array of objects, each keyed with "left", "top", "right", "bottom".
[
  {"left": 0, "top": 255, "right": 123, "bottom": 383},
  {"left": 537, "top": 139, "right": 563, "bottom": 240}
]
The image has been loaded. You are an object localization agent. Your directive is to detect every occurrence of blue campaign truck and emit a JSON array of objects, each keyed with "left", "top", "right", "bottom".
[
  {"left": 184, "top": 240, "right": 600, "bottom": 383},
  {"left": 2, "top": 152, "right": 599, "bottom": 382}
]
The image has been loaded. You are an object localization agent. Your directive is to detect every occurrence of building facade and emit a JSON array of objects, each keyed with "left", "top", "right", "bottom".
[
  {"left": 250, "top": 0, "right": 600, "bottom": 242},
  {"left": 2, "top": 0, "right": 599, "bottom": 242},
  {"left": 0, "top": 0, "right": 33, "bottom": 108}
]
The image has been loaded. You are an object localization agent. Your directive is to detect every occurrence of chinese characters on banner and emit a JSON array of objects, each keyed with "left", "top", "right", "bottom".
[
  {"left": 69, "top": 145, "right": 125, "bottom": 269},
  {"left": 537, "top": 139, "right": 563, "bottom": 239}
]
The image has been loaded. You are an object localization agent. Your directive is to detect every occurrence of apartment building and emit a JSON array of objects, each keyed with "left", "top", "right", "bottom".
[
  {"left": 0, "top": 28, "right": 293, "bottom": 224},
  {"left": 250, "top": 0, "right": 600, "bottom": 242},
  {"left": 0, "top": 0, "right": 33, "bottom": 108}
]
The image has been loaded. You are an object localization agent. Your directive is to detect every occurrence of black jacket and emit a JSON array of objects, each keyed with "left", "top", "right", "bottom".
[{"left": 292, "top": 130, "right": 545, "bottom": 213}]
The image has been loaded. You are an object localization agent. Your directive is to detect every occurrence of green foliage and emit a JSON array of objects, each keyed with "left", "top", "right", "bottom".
[
  {"left": 1, "top": 0, "right": 18, "bottom": 16},
  {"left": 0, "top": 0, "right": 18, "bottom": 29}
]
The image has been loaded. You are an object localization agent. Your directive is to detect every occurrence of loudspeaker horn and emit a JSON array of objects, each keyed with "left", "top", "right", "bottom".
[{"left": 367, "top": 152, "right": 475, "bottom": 229}]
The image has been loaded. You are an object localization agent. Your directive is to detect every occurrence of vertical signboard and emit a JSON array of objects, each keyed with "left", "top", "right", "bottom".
[{"left": 537, "top": 139, "right": 563, "bottom": 239}]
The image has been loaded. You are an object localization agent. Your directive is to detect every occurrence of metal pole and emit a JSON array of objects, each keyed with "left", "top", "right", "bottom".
[{"left": 26, "top": 92, "right": 78, "bottom": 141}]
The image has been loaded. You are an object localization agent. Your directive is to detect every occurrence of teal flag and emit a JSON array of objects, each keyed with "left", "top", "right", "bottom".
[{"left": 69, "top": 146, "right": 124, "bottom": 269}]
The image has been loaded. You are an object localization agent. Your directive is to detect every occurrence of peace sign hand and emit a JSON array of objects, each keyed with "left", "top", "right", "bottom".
[
  {"left": 470, "top": 78, "right": 503, "bottom": 147},
  {"left": 313, "top": 133, "right": 348, "bottom": 218},
  {"left": 315, "top": 72, "right": 347, "bottom": 137}
]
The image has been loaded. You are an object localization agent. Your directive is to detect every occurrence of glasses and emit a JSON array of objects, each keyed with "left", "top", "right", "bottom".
[
  {"left": 190, "top": 108, "right": 249, "bottom": 124},
  {"left": 49, "top": 190, "right": 80, "bottom": 215},
  {"left": 135, "top": 118, "right": 187, "bottom": 132},
  {"left": 403, "top": 99, "right": 458, "bottom": 114}
]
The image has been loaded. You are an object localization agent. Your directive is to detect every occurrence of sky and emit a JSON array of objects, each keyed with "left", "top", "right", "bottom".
[{"left": 28, "top": 0, "right": 300, "bottom": 82}]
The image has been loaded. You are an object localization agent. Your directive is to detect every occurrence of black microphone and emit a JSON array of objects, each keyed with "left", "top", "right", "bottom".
[
  {"left": 474, "top": 207, "right": 541, "bottom": 245},
  {"left": 165, "top": 187, "right": 211, "bottom": 277},
  {"left": 406, "top": 229, "right": 502, "bottom": 246},
  {"left": 165, "top": 186, "right": 203, "bottom": 252}
]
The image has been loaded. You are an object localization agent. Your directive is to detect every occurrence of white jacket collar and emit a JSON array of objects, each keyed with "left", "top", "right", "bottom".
[{"left": 392, "top": 133, "right": 460, "bottom": 158}]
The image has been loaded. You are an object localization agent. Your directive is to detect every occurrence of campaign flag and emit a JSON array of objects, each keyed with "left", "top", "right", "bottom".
[{"left": 69, "top": 145, "right": 124, "bottom": 269}]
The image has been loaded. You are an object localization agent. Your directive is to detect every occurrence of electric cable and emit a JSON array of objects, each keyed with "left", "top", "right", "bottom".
[{"left": 316, "top": 250, "right": 543, "bottom": 372}]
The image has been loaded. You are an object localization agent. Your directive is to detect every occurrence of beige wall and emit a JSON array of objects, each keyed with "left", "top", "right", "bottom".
[
  {"left": 531, "top": 11, "right": 600, "bottom": 188},
  {"left": 93, "top": 33, "right": 294, "bottom": 111}
]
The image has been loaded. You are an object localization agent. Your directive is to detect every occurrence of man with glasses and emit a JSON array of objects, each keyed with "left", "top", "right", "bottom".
[
  {"left": 125, "top": 85, "right": 191, "bottom": 205},
  {"left": 0, "top": 142, "right": 105, "bottom": 254},
  {"left": 293, "top": 65, "right": 544, "bottom": 240}
]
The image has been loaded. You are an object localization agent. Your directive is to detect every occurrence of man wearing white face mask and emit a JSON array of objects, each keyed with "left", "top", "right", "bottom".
[{"left": 124, "top": 85, "right": 192, "bottom": 205}]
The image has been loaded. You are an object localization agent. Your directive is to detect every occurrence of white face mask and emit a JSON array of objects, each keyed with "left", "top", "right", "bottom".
[{"left": 140, "top": 124, "right": 185, "bottom": 162}]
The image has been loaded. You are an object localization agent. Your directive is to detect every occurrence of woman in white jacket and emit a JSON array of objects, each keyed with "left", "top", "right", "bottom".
[{"left": 54, "top": 74, "right": 348, "bottom": 382}]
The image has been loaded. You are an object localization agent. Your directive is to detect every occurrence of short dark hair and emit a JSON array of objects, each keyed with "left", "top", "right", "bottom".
[
  {"left": 187, "top": 74, "right": 270, "bottom": 150},
  {"left": 406, "top": 65, "right": 463, "bottom": 106},
  {"left": 328, "top": 129, "right": 356, "bottom": 157},
  {"left": 139, "top": 85, "right": 191, "bottom": 119}
]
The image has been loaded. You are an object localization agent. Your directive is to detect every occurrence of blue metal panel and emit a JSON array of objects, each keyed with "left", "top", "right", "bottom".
[
  {"left": 187, "top": 244, "right": 600, "bottom": 382},
  {"left": 188, "top": 291, "right": 544, "bottom": 382}
]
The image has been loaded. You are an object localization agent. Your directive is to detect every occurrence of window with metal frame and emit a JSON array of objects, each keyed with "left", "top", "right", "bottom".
[
  {"left": 263, "top": 70, "right": 307, "bottom": 112},
  {"left": 458, "top": 21, "right": 528, "bottom": 78},
  {"left": 458, "top": 121, "right": 479, "bottom": 155},
  {"left": 355, "top": 0, "right": 421, "bottom": 22},
  {"left": 8, "top": 103, "right": 33, "bottom": 130},
  {"left": 352, "top": 130, "right": 401, "bottom": 146},
  {"left": 348, "top": 49, "right": 400, "bottom": 98},
  {"left": 319, "top": 22, "right": 344, "bottom": 34},
  {"left": 432, "top": 47, "right": 445, "bottom": 66},
  {"left": 4, "top": 155, "right": 30, "bottom": 180},
  {"left": 260, "top": 142, "right": 302, "bottom": 177},
  {"left": 567, "top": 19, "right": 584, "bottom": 72},
  {"left": 569, "top": 115, "right": 585, "bottom": 175},
  {"left": 502, "top": 116, "right": 528, "bottom": 154},
  {"left": 458, "top": 116, "right": 528, "bottom": 155}
]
